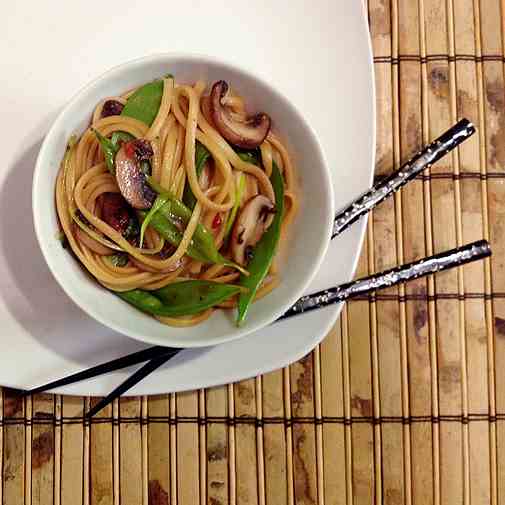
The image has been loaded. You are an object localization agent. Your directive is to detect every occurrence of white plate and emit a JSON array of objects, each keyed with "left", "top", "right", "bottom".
[{"left": 0, "top": 0, "right": 374, "bottom": 395}]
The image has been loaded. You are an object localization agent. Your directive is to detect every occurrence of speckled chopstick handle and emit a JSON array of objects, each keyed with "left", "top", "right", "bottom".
[
  {"left": 332, "top": 118, "right": 475, "bottom": 238},
  {"left": 279, "top": 240, "right": 490, "bottom": 320}
]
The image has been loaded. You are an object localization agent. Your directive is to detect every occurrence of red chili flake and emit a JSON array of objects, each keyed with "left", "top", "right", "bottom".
[
  {"left": 124, "top": 141, "right": 136, "bottom": 159},
  {"left": 212, "top": 214, "right": 222, "bottom": 229}
]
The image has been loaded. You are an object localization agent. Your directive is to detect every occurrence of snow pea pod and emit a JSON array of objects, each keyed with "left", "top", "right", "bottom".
[
  {"left": 117, "top": 280, "right": 241, "bottom": 317},
  {"left": 153, "top": 280, "right": 242, "bottom": 314},
  {"left": 121, "top": 80, "right": 164, "bottom": 126},
  {"left": 111, "top": 131, "right": 135, "bottom": 147},
  {"left": 236, "top": 162, "right": 284, "bottom": 325},
  {"left": 93, "top": 129, "right": 117, "bottom": 174},
  {"left": 116, "top": 290, "right": 164, "bottom": 314}
]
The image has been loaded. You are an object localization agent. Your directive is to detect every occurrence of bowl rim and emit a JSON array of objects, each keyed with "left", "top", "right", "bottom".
[{"left": 32, "top": 52, "right": 335, "bottom": 347}]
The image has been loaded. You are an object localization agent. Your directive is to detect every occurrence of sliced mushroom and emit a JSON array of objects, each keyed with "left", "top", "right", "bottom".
[
  {"left": 231, "top": 195, "right": 275, "bottom": 265},
  {"left": 200, "top": 95, "right": 216, "bottom": 127},
  {"left": 115, "top": 140, "right": 157, "bottom": 210},
  {"left": 202, "top": 93, "right": 245, "bottom": 126},
  {"left": 222, "top": 93, "right": 247, "bottom": 115},
  {"left": 210, "top": 81, "right": 271, "bottom": 149},
  {"left": 239, "top": 175, "right": 276, "bottom": 228}
]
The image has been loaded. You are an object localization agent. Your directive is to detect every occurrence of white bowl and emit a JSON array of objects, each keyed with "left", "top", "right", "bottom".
[{"left": 32, "top": 53, "right": 334, "bottom": 348}]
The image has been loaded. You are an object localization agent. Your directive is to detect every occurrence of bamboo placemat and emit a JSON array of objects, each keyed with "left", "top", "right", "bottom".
[{"left": 2, "top": 1, "right": 505, "bottom": 503}]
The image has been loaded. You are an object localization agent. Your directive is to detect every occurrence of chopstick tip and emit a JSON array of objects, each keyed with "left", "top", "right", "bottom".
[
  {"left": 475, "top": 239, "right": 491, "bottom": 257},
  {"left": 458, "top": 117, "right": 476, "bottom": 135}
]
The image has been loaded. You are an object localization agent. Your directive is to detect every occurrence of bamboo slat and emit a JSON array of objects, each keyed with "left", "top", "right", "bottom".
[
  {"left": 478, "top": 1, "right": 504, "bottom": 503},
  {"left": 61, "top": 397, "right": 84, "bottom": 505},
  {"left": 290, "top": 354, "right": 318, "bottom": 505},
  {"left": 397, "top": 3, "right": 437, "bottom": 503},
  {"left": 261, "top": 370, "right": 287, "bottom": 505},
  {"left": 119, "top": 398, "right": 142, "bottom": 504},
  {"left": 347, "top": 241, "right": 375, "bottom": 503},
  {"left": 370, "top": 2, "right": 406, "bottom": 495},
  {"left": 422, "top": 0, "right": 466, "bottom": 503},
  {"left": 452, "top": 1, "right": 492, "bottom": 504},
  {"left": 3, "top": 389, "right": 25, "bottom": 505},
  {"left": 89, "top": 399, "right": 113, "bottom": 505},
  {"left": 234, "top": 379, "right": 259, "bottom": 504},
  {"left": 2, "top": 1, "right": 505, "bottom": 503},
  {"left": 320, "top": 323, "right": 346, "bottom": 505},
  {"left": 206, "top": 386, "right": 229, "bottom": 505},
  {"left": 176, "top": 391, "right": 200, "bottom": 505},
  {"left": 31, "top": 394, "right": 55, "bottom": 505},
  {"left": 147, "top": 395, "right": 171, "bottom": 505}
]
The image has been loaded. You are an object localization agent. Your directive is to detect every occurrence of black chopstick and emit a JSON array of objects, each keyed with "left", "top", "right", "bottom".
[
  {"left": 84, "top": 239, "right": 490, "bottom": 417},
  {"left": 22, "top": 346, "right": 181, "bottom": 397},
  {"left": 332, "top": 118, "right": 475, "bottom": 237},
  {"left": 279, "top": 239, "right": 491, "bottom": 319},
  {"left": 85, "top": 354, "right": 172, "bottom": 418},
  {"left": 22, "top": 119, "right": 477, "bottom": 414}
]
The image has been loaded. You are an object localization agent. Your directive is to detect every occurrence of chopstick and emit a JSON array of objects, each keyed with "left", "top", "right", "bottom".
[
  {"left": 85, "top": 353, "right": 172, "bottom": 418},
  {"left": 21, "top": 346, "right": 181, "bottom": 397},
  {"left": 332, "top": 118, "right": 474, "bottom": 237},
  {"left": 82, "top": 239, "right": 491, "bottom": 417},
  {"left": 279, "top": 239, "right": 491, "bottom": 319},
  {"left": 22, "top": 119, "right": 476, "bottom": 415}
]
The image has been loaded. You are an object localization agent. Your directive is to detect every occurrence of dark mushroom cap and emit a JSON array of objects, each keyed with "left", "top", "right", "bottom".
[
  {"left": 230, "top": 195, "right": 275, "bottom": 265},
  {"left": 101, "top": 193, "right": 135, "bottom": 235},
  {"left": 101, "top": 99, "right": 124, "bottom": 118},
  {"left": 210, "top": 81, "right": 271, "bottom": 149},
  {"left": 115, "top": 140, "right": 156, "bottom": 210}
]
